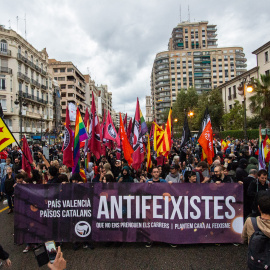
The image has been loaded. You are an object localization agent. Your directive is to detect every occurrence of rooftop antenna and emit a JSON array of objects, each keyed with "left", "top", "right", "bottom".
[
  {"left": 179, "top": 4, "right": 182, "bottom": 22},
  {"left": 24, "top": 13, "right": 27, "bottom": 40},
  {"left": 16, "top": 16, "right": 18, "bottom": 32},
  {"left": 188, "top": 5, "right": 190, "bottom": 22}
]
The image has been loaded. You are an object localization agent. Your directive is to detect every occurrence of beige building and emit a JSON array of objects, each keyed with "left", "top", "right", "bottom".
[
  {"left": 151, "top": 21, "right": 247, "bottom": 123},
  {"left": 48, "top": 59, "right": 87, "bottom": 125},
  {"left": 97, "top": 84, "right": 112, "bottom": 119},
  {"left": 0, "top": 25, "right": 56, "bottom": 142},
  {"left": 219, "top": 41, "right": 270, "bottom": 117},
  {"left": 145, "top": 96, "right": 153, "bottom": 122}
]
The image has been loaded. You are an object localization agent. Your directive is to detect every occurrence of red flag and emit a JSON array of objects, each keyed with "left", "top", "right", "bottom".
[
  {"left": 88, "top": 93, "right": 101, "bottom": 159},
  {"left": 104, "top": 110, "right": 120, "bottom": 145},
  {"left": 132, "top": 98, "right": 144, "bottom": 170},
  {"left": 127, "top": 118, "right": 133, "bottom": 141},
  {"left": 119, "top": 113, "right": 134, "bottom": 165},
  {"left": 198, "top": 121, "right": 214, "bottom": 165},
  {"left": 22, "top": 136, "right": 33, "bottom": 177},
  {"left": 63, "top": 105, "right": 74, "bottom": 168}
]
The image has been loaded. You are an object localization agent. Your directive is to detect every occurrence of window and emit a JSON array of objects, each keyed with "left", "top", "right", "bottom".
[
  {"left": 0, "top": 96, "right": 6, "bottom": 111},
  {"left": 25, "top": 85, "right": 28, "bottom": 94},
  {"left": 0, "top": 39, "right": 7, "bottom": 52},
  {"left": 67, "top": 68, "right": 74, "bottom": 72},
  {"left": 37, "top": 91, "right": 39, "bottom": 99},
  {"left": 31, "top": 88, "right": 34, "bottom": 96},
  {"left": 58, "top": 77, "right": 65, "bottom": 81},
  {"left": 60, "top": 68, "right": 65, "bottom": 73},
  {"left": 53, "top": 68, "right": 58, "bottom": 73},
  {"left": 265, "top": 51, "right": 269, "bottom": 63},
  {"left": 18, "top": 64, "right": 21, "bottom": 73},
  {"left": 25, "top": 51, "right": 28, "bottom": 58},
  {"left": 0, "top": 76, "right": 6, "bottom": 90},
  {"left": 18, "top": 46, "right": 21, "bottom": 54},
  {"left": 266, "top": 70, "right": 270, "bottom": 76},
  {"left": 60, "top": 84, "right": 66, "bottom": 89}
]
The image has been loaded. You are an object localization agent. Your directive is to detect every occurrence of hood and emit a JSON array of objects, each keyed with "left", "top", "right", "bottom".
[
  {"left": 88, "top": 162, "right": 94, "bottom": 172},
  {"left": 104, "top": 163, "right": 111, "bottom": 172},
  {"left": 248, "top": 157, "right": 258, "bottom": 165},
  {"left": 122, "top": 166, "right": 130, "bottom": 173},
  {"left": 239, "top": 158, "right": 248, "bottom": 169},
  {"left": 257, "top": 217, "right": 270, "bottom": 238}
]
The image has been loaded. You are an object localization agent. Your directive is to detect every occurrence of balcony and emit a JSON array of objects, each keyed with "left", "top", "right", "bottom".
[
  {"left": 0, "top": 66, "right": 12, "bottom": 74},
  {"left": 0, "top": 50, "right": 11, "bottom": 57},
  {"left": 18, "top": 91, "right": 47, "bottom": 105},
  {"left": 17, "top": 53, "right": 47, "bottom": 77},
  {"left": 31, "top": 79, "right": 41, "bottom": 88},
  {"left": 41, "top": 84, "right": 47, "bottom": 90},
  {"left": 17, "top": 72, "right": 30, "bottom": 83},
  {"left": 26, "top": 127, "right": 31, "bottom": 132}
]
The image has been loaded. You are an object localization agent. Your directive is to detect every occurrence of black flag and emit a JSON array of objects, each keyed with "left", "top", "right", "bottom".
[
  {"left": 180, "top": 114, "right": 191, "bottom": 153},
  {"left": 198, "top": 107, "right": 210, "bottom": 138}
]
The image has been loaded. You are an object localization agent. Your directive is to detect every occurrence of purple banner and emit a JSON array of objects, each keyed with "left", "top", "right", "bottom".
[{"left": 14, "top": 183, "right": 243, "bottom": 244}]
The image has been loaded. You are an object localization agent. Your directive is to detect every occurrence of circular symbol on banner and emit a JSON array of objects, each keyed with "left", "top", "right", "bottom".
[
  {"left": 108, "top": 124, "right": 117, "bottom": 139},
  {"left": 75, "top": 221, "right": 91, "bottom": 237},
  {"left": 63, "top": 127, "right": 70, "bottom": 151}
]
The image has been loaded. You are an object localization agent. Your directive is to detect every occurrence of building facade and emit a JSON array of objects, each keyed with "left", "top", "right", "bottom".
[
  {"left": 48, "top": 59, "right": 87, "bottom": 126},
  {"left": 151, "top": 21, "right": 247, "bottom": 123},
  {"left": 145, "top": 96, "right": 153, "bottom": 122},
  {"left": 0, "top": 25, "right": 56, "bottom": 142},
  {"left": 97, "top": 84, "right": 112, "bottom": 119},
  {"left": 219, "top": 41, "right": 270, "bottom": 117}
]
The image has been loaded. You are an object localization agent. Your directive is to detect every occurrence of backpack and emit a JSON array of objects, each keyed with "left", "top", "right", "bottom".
[{"left": 247, "top": 217, "right": 270, "bottom": 270}]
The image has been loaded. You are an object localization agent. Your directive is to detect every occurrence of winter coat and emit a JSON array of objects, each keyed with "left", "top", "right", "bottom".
[{"left": 246, "top": 157, "right": 258, "bottom": 174}]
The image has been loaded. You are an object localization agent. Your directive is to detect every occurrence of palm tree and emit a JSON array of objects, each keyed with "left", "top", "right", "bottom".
[{"left": 249, "top": 74, "right": 270, "bottom": 128}]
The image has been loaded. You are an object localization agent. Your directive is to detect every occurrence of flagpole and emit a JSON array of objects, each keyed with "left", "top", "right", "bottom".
[{"left": 0, "top": 116, "right": 33, "bottom": 168}]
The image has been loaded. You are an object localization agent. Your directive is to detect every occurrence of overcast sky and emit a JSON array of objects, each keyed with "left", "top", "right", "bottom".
[{"left": 2, "top": 0, "right": 270, "bottom": 117}]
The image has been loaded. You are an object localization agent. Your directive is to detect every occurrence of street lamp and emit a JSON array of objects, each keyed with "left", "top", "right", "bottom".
[
  {"left": 238, "top": 79, "right": 254, "bottom": 140},
  {"left": 188, "top": 111, "right": 194, "bottom": 117},
  {"left": 14, "top": 92, "right": 27, "bottom": 145},
  {"left": 39, "top": 115, "right": 45, "bottom": 146}
]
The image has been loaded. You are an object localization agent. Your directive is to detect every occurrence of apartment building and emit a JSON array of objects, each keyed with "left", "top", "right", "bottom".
[
  {"left": 219, "top": 41, "right": 270, "bottom": 116},
  {"left": 151, "top": 21, "right": 247, "bottom": 123},
  {"left": 145, "top": 96, "right": 153, "bottom": 122},
  {"left": 97, "top": 84, "right": 112, "bottom": 119},
  {"left": 48, "top": 59, "right": 87, "bottom": 125},
  {"left": 0, "top": 25, "right": 56, "bottom": 142}
]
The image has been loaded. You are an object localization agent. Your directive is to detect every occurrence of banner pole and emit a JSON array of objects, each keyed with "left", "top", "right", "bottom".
[{"left": 0, "top": 116, "right": 33, "bottom": 168}]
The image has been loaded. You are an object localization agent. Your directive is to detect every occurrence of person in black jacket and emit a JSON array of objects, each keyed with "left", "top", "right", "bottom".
[
  {"left": 235, "top": 158, "right": 248, "bottom": 183},
  {"left": 211, "top": 165, "right": 232, "bottom": 183},
  {"left": 0, "top": 244, "right": 11, "bottom": 267},
  {"left": 248, "top": 169, "right": 269, "bottom": 215},
  {"left": 243, "top": 169, "right": 257, "bottom": 219}
]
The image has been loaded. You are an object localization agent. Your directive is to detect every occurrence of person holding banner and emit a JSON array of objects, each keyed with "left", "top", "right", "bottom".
[
  {"left": 0, "top": 244, "right": 11, "bottom": 268},
  {"left": 1, "top": 166, "right": 15, "bottom": 214}
]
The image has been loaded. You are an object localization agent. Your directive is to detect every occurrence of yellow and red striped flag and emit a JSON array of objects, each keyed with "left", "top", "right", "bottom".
[{"left": 153, "top": 122, "right": 165, "bottom": 157}]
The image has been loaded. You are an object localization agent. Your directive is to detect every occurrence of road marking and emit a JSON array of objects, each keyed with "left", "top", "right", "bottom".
[{"left": 0, "top": 206, "right": 9, "bottom": 213}]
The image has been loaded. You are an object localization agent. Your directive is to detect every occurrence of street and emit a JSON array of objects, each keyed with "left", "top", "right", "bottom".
[{"left": 0, "top": 201, "right": 248, "bottom": 270}]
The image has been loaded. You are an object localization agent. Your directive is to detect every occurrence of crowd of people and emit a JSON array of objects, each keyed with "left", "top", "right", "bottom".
[{"left": 0, "top": 137, "right": 269, "bottom": 268}]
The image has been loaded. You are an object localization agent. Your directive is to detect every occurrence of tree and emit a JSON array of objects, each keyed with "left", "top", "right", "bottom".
[
  {"left": 172, "top": 87, "right": 199, "bottom": 130},
  {"left": 249, "top": 74, "right": 270, "bottom": 128},
  {"left": 194, "top": 88, "right": 223, "bottom": 131},
  {"left": 222, "top": 100, "right": 244, "bottom": 130}
]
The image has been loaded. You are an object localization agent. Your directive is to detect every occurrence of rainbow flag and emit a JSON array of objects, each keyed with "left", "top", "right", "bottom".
[
  {"left": 72, "top": 108, "right": 88, "bottom": 174},
  {"left": 259, "top": 125, "right": 266, "bottom": 170}
]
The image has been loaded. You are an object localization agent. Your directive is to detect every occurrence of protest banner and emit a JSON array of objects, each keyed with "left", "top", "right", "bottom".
[{"left": 14, "top": 183, "right": 243, "bottom": 244}]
